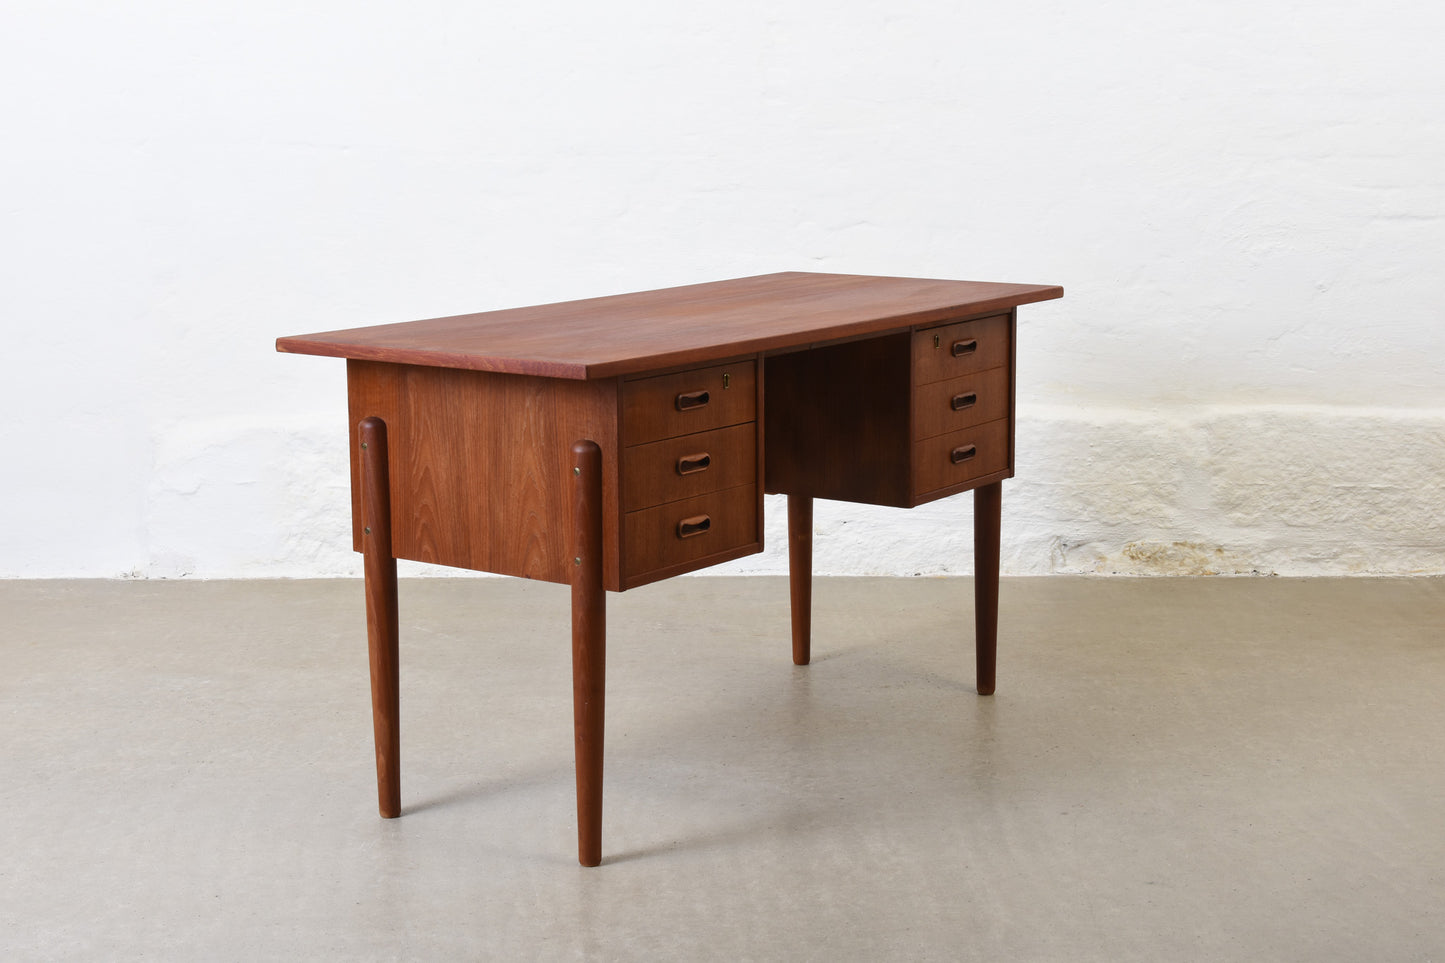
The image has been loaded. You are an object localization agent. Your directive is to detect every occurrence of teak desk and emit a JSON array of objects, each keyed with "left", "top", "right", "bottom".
[{"left": 277, "top": 271, "right": 1063, "bottom": 866}]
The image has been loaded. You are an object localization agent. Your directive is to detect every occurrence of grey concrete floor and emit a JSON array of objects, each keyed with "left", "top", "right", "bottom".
[{"left": 2, "top": 577, "right": 1443, "bottom": 961}]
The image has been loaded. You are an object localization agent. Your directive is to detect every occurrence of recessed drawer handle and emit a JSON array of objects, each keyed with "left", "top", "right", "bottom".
[
  {"left": 951, "top": 339, "right": 978, "bottom": 358},
  {"left": 676, "top": 452, "right": 712, "bottom": 475},
  {"left": 950, "top": 392, "right": 978, "bottom": 411},
  {"left": 675, "top": 389, "right": 710, "bottom": 411},
  {"left": 950, "top": 445, "right": 977, "bottom": 465},
  {"left": 677, "top": 514, "right": 712, "bottom": 538}
]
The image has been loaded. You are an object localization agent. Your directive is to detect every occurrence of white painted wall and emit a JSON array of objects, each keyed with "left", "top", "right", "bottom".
[{"left": 2, "top": 1, "right": 1441, "bottom": 578}]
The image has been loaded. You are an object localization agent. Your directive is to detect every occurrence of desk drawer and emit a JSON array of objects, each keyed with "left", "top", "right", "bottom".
[
  {"left": 623, "top": 423, "right": 756, "bottom": 512},
  {"left": 912, "top": 314, "right": 1009, "bottom": 385},
  {"left": 912, "top": 418, "right": 1010, "bottom": 496},
  {"left": 623, "top": 485, "right": 758, "bottom": 578},
  {"left": 622, "top": 361, "right": 757, "bottom": 445},
  {"left": 912, "top": 366, "right": 1009, "bottom": 441}
]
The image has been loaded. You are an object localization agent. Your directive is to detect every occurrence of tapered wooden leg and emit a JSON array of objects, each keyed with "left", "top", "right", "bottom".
[
  {"left": 788, "top": 494, "right": 813, "bottom": 666},
  {"left": 359, "top": 416, "right": 401, "bottom": 817},
  {"left": 973, "top": 481, "right": 1001, "bottom": 696},
  {"left": 571, "top": 441, "right": 606, "bottom": 867}
]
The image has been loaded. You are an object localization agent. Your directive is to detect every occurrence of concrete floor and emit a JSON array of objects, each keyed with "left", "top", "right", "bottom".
[{"left": 2, "top": 577, "right": 1443, "bottom": 961}]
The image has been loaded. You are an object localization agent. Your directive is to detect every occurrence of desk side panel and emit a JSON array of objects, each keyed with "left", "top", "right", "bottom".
[{"left": 348, "top": 361, "right": 621, "bottom": 589}]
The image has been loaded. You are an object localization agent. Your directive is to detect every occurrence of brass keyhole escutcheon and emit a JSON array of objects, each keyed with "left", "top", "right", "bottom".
[{"left": 723, "top": 373, "right": 730, "bottom": 389}]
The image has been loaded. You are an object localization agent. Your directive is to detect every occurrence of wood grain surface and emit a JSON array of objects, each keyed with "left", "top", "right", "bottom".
[
  {"left": 359, "top": 416, "right": 401, "bottom": 819},
  {"left": 763, "top": 332, "right": 913, "bottom": 507},
  {"left": 621, "top": 485, "right": 758, "bottom": 578},
  {"left": 347, "top": 360, "right": 622, "bottom": 589},
  {"left": 788, "top": 494, "right": 813, "bottom": 667},
  {"left": 910, "top": 313, "right": 1011, "bottom": 385},
  {"left": 911, "top": 417, "right": 1011, "bottom": 497},
  {"left": 974, "top": 481, "right": 1002, "bottom": 696},
  {"left": 622, "top": 423, "right": 756, "bottom": 512},
  {"left": 912, "top": 366, "right": 1011, "bottom": 441},
  {"left": 279, "top": 272, "right": 1061, "bottom": 379},
  {"left": 620, "top": 360, "right": 756, "bottom": 445},
  {"left": 570, "top": 440, "right": 606, "bottom": 866}
]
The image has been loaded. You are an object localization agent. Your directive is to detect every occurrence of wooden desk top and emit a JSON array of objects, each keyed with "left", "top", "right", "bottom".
[{"left": 276, "top": 272, "right": 1062, "bottom": 379}]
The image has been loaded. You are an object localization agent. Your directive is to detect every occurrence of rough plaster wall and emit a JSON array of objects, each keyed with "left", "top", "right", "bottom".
[{"left": 2, "top": 1, "right": 1442, "bottom": 578}]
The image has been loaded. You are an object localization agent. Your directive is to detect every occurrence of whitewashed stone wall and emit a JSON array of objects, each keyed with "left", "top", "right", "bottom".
[{"left": 3, "top": 2, "right": 1441, "bottom": 577}]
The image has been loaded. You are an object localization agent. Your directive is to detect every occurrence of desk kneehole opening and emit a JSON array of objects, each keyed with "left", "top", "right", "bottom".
[{"left": 677, "top": 514, "right": 712, "bottom": 539}]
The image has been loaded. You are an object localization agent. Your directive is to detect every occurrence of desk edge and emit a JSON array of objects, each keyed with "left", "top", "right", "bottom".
[{"left": 275, "top": 284, "right": 1064, "bottom": 380}]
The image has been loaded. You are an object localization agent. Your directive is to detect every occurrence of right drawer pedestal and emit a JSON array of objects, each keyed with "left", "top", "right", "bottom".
[{"left": 764, "top": 311, "right": 1015, "bottom": 509}]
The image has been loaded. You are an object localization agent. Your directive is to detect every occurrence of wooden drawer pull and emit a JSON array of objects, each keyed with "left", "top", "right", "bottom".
[
  {"left": 677, "top": 514, "right": 712, "bottom": 538},
  {"left": 950, "top": 444, "right": 977, "bottom": 465},
  {"left": 951, "top": 339, "right": 978, "bottom": 358},
  {"left": 675, "top": 389, "right": 710, "bottom": 411},
  {"left": 950, "top": 392, "right": 978, "bottom": 411},
  {"left": 676, "top": 452, "right": 712, "bottom": 475}
]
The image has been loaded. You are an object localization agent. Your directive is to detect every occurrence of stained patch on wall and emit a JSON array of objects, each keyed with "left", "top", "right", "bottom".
[{"left": 1115, "top": 541, "right": 1272, "bottom": 577}]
